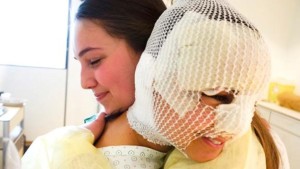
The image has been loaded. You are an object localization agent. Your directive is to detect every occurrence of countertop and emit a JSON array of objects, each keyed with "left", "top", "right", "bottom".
[{"left": 257, "top": 101, "right": 300, "bottom": 121}]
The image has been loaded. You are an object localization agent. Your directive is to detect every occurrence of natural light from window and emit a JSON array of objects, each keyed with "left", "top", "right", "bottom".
[{"left": 0, "top": 0, "right": 70, "bottom": 69}]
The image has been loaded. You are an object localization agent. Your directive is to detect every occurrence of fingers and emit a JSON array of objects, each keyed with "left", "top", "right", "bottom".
[{"left": 83, "top": 113, "right": 106, "bottom": 141}]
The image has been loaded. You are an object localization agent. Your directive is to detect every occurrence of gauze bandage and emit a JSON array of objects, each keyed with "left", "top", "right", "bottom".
[{"left": 127, "top": 0, "right": 271, "bottom": 151}]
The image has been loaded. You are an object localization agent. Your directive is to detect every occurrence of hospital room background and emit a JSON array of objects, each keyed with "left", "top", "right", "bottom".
[{"left": 0, "top": 0, "right": 299, "bottom": 168}]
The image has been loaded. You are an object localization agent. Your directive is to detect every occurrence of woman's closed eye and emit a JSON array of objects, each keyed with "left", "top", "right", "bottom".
[{"left": 89, "top": 57, "right": 103, "bottom": 67}]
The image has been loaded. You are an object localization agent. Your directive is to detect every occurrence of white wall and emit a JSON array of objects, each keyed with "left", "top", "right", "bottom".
[
  {"left": 0, "top": 0, "right": 98, "bottom": 141},
  {"left": 228, "top": 0, "right": 300, "bottom": 91},
  {"left": 0, "top": 66, "right": 66, "bottom": 140},
  {"left": 0, "top": 61, "right": 97, "bottom": 142}
]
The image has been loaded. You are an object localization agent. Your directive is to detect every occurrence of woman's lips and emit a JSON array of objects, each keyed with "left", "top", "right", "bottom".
[
  {"left": 94, "top": 92, "right": 109, "bottom": 102},
  {"left": 202, "top": 137, "right": 226, "bottom": 148}
]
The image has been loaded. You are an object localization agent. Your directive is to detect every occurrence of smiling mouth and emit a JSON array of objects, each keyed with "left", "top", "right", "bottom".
[
  {"left": 94, "top": 92, "right": 109, "bottom": 101},
  {"left": 207, "top": 138, "right": 222, "bottom": 145},
  {"left": 201, "top": 136, "right": 228, "bottom": 148}
]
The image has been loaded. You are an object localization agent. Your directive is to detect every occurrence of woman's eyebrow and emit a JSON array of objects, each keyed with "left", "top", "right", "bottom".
[{"left": 78, "top": 47, "right": 102, "bottom": 58}]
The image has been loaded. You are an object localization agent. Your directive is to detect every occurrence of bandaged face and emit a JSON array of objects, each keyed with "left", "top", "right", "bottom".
[{"left": 127, "top": 0, "right": 270, "bottom": 153}]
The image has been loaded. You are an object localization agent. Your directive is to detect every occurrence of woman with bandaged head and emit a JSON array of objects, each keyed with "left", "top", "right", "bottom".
[
  {"left": 127, "top": 0, "right": 289, "bottom": 168},
  {"left": 22, "top": 0, "right": 289, "bottom": 168}
]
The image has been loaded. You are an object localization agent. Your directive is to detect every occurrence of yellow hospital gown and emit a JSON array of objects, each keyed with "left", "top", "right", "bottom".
[
  {"left": 22, "top": 126, "right": 286, "bottom": 169},
  {"left": 21, "top": 126, "right": 165, "bottom": 169},
  {"left": 164, "top": 129, "right": 266, "bottom": 169},
  {"left": 22, "top": 126, "right": 112, "bottom": 169}
]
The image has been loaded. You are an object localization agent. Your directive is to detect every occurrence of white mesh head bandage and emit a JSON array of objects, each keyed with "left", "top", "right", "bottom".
[{"left": 127, "top": 0, "right": 271, "bottom": 151}]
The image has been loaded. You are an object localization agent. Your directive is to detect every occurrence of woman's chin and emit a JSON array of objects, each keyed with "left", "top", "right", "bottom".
[
  {"left": 184, "top": 137, "right": 224, "bottom": 162},
  {"left": 188, "top": 151, "right": 221, "bottom": 162}
]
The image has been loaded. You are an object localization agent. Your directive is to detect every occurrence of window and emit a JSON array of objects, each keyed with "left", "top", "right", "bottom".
[{"left": 0, "top": 0, "right": 70, "bottom": 69}]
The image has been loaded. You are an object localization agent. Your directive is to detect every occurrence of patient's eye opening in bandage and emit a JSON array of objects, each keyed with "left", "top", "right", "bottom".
[{"left": 201, "top": 88, "right": 236, "bottom": 106}]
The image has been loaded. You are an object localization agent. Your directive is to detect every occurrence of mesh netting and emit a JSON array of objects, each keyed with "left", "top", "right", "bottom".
[{"left": 127, "top": 0, "right": 271, "bottom": 151}]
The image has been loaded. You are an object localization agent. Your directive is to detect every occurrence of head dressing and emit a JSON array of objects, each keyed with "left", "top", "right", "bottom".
[{"left": 127, "top": 0, "right": 271, "bottom": 151}]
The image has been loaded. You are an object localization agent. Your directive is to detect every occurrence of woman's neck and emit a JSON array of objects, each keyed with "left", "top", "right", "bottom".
[{"left": 94, "top": 111, "right": 171, "bottom": 153}]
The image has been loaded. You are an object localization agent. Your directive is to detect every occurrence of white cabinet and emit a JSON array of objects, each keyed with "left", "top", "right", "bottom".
[
  {"left": 256, "top": 101, "right": 300, "bottom": 169},
  {"left": 272, "top": 125, "right": 300, "bottom": 169},
  {"left": 0, "top": 106, "right": 25, "bottom": 168}
]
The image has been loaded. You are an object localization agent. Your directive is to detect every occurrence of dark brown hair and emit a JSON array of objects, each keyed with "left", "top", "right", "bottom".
[{"left": 76, "top": 0, "right": 166, "bottom": 53}]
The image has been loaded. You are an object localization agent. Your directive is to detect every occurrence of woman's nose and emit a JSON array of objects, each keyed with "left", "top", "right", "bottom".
[{"left": 81, "top": 69, "right": 97, "bottom": 89}]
